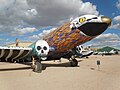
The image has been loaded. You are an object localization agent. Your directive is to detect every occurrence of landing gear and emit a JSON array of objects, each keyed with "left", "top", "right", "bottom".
[
  {"left": 70, "top": 59, "right": 78, "bottom": 67},
  {"left": 31, "top": 56, "right": 42, "bottom": 73},
  {"left": 69, "top": 55, "right": 78, "bottom": 67},
  {"left": 33, "top": 61, "right": 42, "bottom": 73}
]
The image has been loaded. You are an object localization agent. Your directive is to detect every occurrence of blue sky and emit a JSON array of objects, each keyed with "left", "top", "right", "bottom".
[
  {"left": 84, "top": 0, "right": 118, "bottom": 18},
  {"left": 0, "top": 0, "right": 120, "bottom": 49}
]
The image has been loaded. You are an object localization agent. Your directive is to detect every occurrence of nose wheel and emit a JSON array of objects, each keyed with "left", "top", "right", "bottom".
[
  {"left": 70, "top": 59, "right": 78, "bottom": 67},
  {"left": 69, "top": 56, "right": 78, "bottom": 67},
  {"left": 33, "top": 61, "right": 42, "bottom": 73},
  {"left": 31, "top": 56, "right": 42, "bottom": 73}
]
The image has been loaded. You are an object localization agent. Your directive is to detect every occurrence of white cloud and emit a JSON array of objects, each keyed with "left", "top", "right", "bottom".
[
  {"left": 12, "top": 26, "right": 37, "bottom": 36},
  {"left": 79, "top": 2, "right": 98, "bottom": 15},
  {"left": 29, "top": 35, "right": 40, "bottom": 40},
  {"left": 95, "top": 33, "right": 119, "bottom": 41},
  {"left": 113, "top": 16, "right": 120, "bottom": 22},
  {"left": 25, "top": 9, "right": 38, "bottom": 17},
  {"left": 38, "top": 28, "right": 56, "bottom": 38},
  {"left": 90, "top": 33, "right": 120, "bottom": 49},
  {"left": 116, "top": 0, "right": 120, "bottom": 9},
  {"left": 0, "top": 38, "right": 5, "bottom": 41},
  {"left": 111, "top": 23, "right": 120, "bottom": 29},
  {"left": 27, "top": 0, "right": 99, "bottom": 26},
  {"left": 0, "top": 0, "right": 99, "bottom": 37},
  {"left": 0, "top": 0, "right": 31, "bottom": 34},
  {"left": 110, "top": 15, "right": 120, "bottom": 29},
  {"left": 0, "top": 0, "right": 15, "bottom": 11},
  {"left": 29, "top": 27, "right": 56, "bottom": 40},
  {"left": 0, "top": 0, "right": 100, "bottom": 45}
]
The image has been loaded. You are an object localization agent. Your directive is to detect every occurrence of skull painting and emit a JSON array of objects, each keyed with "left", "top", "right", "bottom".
[{"left": 35, "top": 40, "right": 49, "bottom": 60}]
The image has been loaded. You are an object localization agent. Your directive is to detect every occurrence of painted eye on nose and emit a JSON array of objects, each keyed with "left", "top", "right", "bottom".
[
  {"left": 79, "top": 17, "right": 86, "bottom": 23},
  {"left": 37, "top": 46, "right": 41, "bottom": 50}
]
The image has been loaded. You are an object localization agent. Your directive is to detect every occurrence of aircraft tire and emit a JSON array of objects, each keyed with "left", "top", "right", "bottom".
[
  {"left": 70, "top": 59, "right": 78, "bottom": 67},
  {"left": 33, "top": 61, "right": 42, "bottom": 73}
]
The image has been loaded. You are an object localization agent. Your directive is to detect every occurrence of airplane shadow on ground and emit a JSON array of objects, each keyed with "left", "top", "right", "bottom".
[
  {"left": 0, "top": 67, "right": 31, "bottom": 71},
  {"left": 42, "top": 60, "right": 82, "bottom": 70},
  {"left": 0, "top": 60, "right": 83, "bottom": 72}
]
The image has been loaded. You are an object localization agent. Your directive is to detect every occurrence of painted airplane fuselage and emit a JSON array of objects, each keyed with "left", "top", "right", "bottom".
[
  {"left": 43, "top": 15, "right": 111, "bottom": 59},
  {"left": 43, "top": 22, "right": 94, "bottom": 52}
]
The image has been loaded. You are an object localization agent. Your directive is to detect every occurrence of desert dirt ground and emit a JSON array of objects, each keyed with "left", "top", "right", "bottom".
[{"left": 0, "top": 55, "right": 120, "bottom": 90}]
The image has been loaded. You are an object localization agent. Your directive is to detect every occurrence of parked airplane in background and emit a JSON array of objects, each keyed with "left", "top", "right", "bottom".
[
  {"left": 97, "top": 49, "right": 118, "bottom": 55},
  {"left": 0, "top": 15, "right": 111, "bottom": 73}
]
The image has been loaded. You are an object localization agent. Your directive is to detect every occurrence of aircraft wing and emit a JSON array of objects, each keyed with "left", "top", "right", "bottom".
[
  {"left": 0, "top": 46, "right": 32, "bottom": 62},
  {"left": 0, "top": 40, "right": 50, "bottom": 62}
]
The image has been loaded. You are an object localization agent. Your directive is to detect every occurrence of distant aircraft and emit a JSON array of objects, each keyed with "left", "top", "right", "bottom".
[
  {"left": 109, "top": 49, "right": 118, "bottom": 55},
  {"left": 0, "top": 15, "right": 111, "bottom": 72},
  {"left": 98, "top": 49, "right": 118, "bottom": 56}
]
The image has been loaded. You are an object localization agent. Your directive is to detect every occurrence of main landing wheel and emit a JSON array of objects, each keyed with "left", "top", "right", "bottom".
[
  {"left": 33, "top": 61, "right": 42, "bottom": 73},
  {"left": 70, "top": 59, "right": 78, "bottom": 67}
]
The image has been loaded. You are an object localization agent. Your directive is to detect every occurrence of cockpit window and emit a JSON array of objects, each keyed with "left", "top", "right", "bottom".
[
  {"left": 87, "top": 17, "right": 98, "bottom": 21},
  {"left": 92, "top": 17, "right": 97, "bottom": 19},
  {"left": 87, "top": 19, "right": 91, "bottom": 21}
]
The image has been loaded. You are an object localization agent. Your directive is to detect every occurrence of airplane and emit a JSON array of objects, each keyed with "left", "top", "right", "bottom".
[
  {"left": 109, "top": 49, "right": 118, "bottom": 55},
  {"left": 98, "top": 49, "right": 118, "bottom": 56},
  {"left": 0, "top": 15, "right": 112, "bottom": 73}
]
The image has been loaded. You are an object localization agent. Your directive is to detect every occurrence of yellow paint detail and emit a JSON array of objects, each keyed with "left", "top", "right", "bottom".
[{"left": 79, "top": 17, "right": 86, "bottom": 23}]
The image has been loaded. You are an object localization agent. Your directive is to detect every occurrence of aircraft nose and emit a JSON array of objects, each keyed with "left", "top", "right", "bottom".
[{"left": 101, "top": 16, "right": 112, "bottom": 26}]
